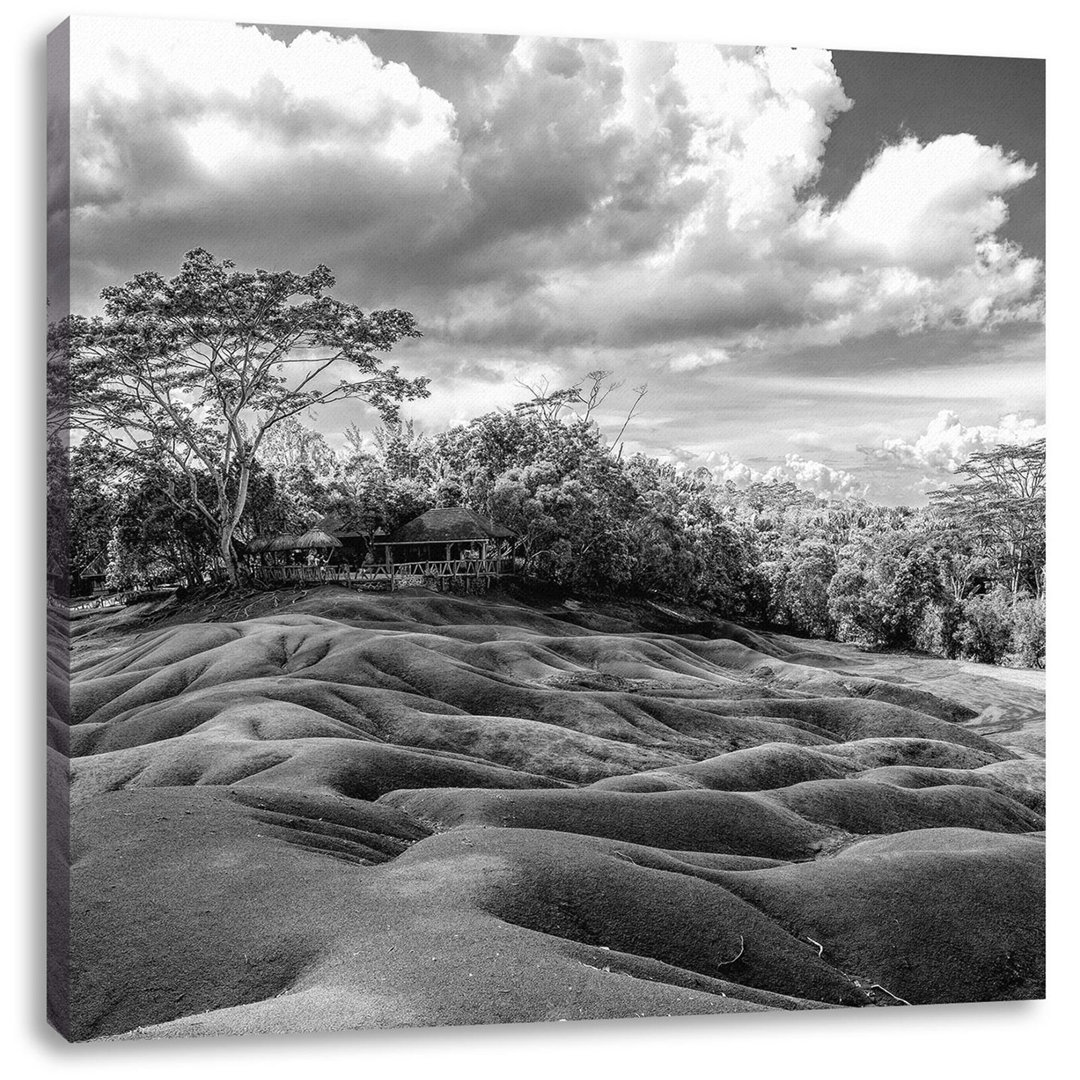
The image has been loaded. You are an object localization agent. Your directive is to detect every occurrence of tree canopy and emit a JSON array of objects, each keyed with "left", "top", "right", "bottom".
[
  {"left": 928, "top": 439, "right": 1045, "bottom": 597},
  {"left": 60, "top": 249, "right": 428, "bottom": 582},
  {"left": 53, "top": 261, "right": 1045, "bottom": 669}
]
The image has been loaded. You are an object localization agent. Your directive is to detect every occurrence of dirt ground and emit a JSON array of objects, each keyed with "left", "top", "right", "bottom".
[{"left": 54, "top": 585, "right": 1045, "bottom": 1040}]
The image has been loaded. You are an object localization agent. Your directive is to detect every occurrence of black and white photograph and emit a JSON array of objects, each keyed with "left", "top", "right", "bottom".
[{"left": 41, "top": 3, "right": 1053, "bottom": 1060}]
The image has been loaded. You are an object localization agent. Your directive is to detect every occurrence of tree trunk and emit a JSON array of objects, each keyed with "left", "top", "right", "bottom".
[
  {"left": 218, "top": 462, "right": 253, "bottom": 588},
  {"left": 219, "top": 529, "right": 240, "bottom": 586}
]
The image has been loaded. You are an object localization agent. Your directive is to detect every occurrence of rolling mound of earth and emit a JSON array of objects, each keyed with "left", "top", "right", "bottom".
[{"left": 52, "top": 585, "right": 1045, "bottom": 1040}]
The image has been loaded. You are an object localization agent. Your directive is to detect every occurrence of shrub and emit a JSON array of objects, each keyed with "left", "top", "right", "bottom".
[
  {"left": 1008, "top": 594, "right": 1045, "bottom": 668},
  {"left": 911, "top": 600, "right": 963, "bottom": 658},
  {"left": 959, "top": 587, "right": 1014, "bottom": 663}
]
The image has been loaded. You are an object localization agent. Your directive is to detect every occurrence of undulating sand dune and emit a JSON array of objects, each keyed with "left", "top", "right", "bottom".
[{"left": 58, "top": 586, "right": 1045, "bottom": 1039}]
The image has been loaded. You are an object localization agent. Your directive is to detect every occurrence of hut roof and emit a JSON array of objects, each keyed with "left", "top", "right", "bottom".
[
  {"left": 295, "top": 529, "right": 343, "bottom": 549},
  {"left": 316, "top": 512, "right": 368, "bottom": 540},
  {"left": 81, "top": 552, "right": 109, "bottom": 577},
  {"left": 267, "top": 533, "right": 301, "bottom": 551},
  {"left": 384, "top": 508, "right": 515, "bottom": 545}
]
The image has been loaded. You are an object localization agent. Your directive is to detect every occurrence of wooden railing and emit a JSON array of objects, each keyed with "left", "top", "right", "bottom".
[
  {"left": 258, "top": 564, "right": 392, "bottom": 587},
  {"left": 67, "top": 595, "right": 127, "bottom": 613},
  {"left": 254, "top": 558, "right": 514, "bottom": 592}
]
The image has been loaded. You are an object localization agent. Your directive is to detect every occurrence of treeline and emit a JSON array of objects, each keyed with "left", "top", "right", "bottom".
[
  {"left": 51, "top": 251, "right": 1045, "bottom": 668},
  {"left": 68, "top": 394, "right": 1045, "bottom": 668}
]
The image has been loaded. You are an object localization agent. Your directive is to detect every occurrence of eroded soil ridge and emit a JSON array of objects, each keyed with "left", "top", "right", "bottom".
[{"left": 60, "top": 587, "right": 1045, "bottom": 1039}]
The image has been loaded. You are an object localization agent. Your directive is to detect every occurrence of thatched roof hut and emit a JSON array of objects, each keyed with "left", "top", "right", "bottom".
[
  {"left": 267, "top": 533, "right": 301, "bottom": 552},
  {"left": 294, "top": 529, "right": 342, "bottom": 550},
  {"left": 385, "top": 508, "right": 515, "bottom": 545},
  {"left": 316, "top": 512, "right": 368, "bottom": 542},
  {"left": 377, "top": 508, "right": 516, "bottom": 571},
  {"left": 81, "top": 552, "right": 109, "bottom": 580}
]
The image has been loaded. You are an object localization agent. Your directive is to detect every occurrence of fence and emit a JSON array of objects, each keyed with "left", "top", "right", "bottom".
[{"left": 254, "top": 557, "right": 513, "bottom": 593}]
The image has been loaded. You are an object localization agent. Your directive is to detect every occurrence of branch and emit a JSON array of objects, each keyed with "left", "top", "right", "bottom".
[{"left": 610, "top": 383, "right": 648, "bottom": 453}]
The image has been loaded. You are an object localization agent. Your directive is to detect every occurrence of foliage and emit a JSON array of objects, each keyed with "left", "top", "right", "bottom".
[
  {"left": 929, "top": 440, "right": 1045, "bottom": 597},
  {"left": 764, "top": 538, "right": 837, "bottom": 638},
  {"left": 826, "top": 517, "right": 948, "bottom": 648},
  {"left": 59, "top": 249, "right": 427, "bottom": 582},
  {"left": 959, "top": 586, "right": 1017, "bottom": 664},
  {"left": 1008, "top": 595, "right": 1046, "bottom": 668},
  {"left": 57, "top": 258, "right": 1046, "bottom": 668}
]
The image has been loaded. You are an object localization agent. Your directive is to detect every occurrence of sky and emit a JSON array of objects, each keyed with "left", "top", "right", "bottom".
[{"left": 55, "top": 16, "right": 1046, "bottom": 504}]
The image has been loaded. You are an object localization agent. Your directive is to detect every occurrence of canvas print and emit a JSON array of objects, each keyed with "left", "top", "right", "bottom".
[{"left": 46, "top": 16, "right": 1045, "bottom": 1041}]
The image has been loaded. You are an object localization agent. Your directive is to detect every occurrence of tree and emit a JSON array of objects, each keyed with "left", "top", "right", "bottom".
[
  {"left": 928, "top": 440, "right": 1045, "bottom": 597},
  {"left": 513, "top": 370, "right": 648, "bottom": 455},
  {"left": 66, "top": 438, "right": 117, "bottom": 593},
  {"left": 68, "top": 436, "right": 219, "bottom": 590},
  {"left": 958, "top": 586, "right": 1016, "bottom": 664},
  {"left": 827, "top": 524, "right": 944, "bottom": 649},
  {"left": 61, "top": 249, "right": 428, "bottom": 583},
  {"left": 104, "top": 477, "right": 214, "bottom": 591},
  {"left": 252, "top": 417, "right": 341, "bottom": 533},
  {"left": 257, "top": 416, "right": 338, "bottom": 479},
  {"left": 47, "top": 313, "right": 79, "bottom": 595},
  {"left": 764, "top": 537, "right": 837, "bottom": 637}
]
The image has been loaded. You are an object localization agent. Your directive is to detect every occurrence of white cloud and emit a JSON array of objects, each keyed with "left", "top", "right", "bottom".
[
  {"left": 865, "top": 410, "right": 1045, "bottom": 472},
  {"left": 72, "top": 19, "right": 457, "bottom": 174},
  {"left": 761, "top": 453, "right": 866, "bottom": 499},
  {"left": 669, "top": 347, "right": 731, "bottom": 372},
  {"left": 706, "top": 451, "right": 758, "bottom": 488},
  {"left": 671, "top": 43, "right": 851, "bottom": 232},
  {"left": 787, "top": 430, "right": 828, "bottom": 450},
  {"left": 449, "top": 48, "right": 1041, "bottom": 355},
  {"left": 68, "top": 17, "right": 469, "bottom": 306},
  {"left": 821, "top": 134, "right": 1035, "bottom": 272},
  {"left": 649, "top": 124, "right": 1043, "bottom": 347},
  {"left": 667, "top": 445, "right": 863, "bottom": 499},
  {"left": 68, "top": 26, "right": 1043, "bottom": 357}
]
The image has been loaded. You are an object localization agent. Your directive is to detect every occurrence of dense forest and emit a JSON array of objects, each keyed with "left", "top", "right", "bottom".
[
  {"left": 49, "top": 251, "right": 1046, "bottom": 668},
  {"left": 62, "top": 396, "right": 1045, "bottom": 668}
]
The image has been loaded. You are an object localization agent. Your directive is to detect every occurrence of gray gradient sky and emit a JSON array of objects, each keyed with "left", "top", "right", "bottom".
[{"left": 57, "top": 17, "right": 1045, "bottom": 503}]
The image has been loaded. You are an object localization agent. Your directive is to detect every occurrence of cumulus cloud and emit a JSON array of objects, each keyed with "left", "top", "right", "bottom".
[
  {"left": 761, "top": 454, "right": 867, "bottom": 499},
  {"left": 430, "top": 47, "right": 1042, "bottom": 353},
  {"left": 67, "top": 18, "right": 469, "bottom": 306},
  {"left": 863, "top": 410, "right": 1045, "bottom": 473},
  {"left": 699, "top": 450, "right": 758, "bottom": 488},
  {"left": 819, "top": 135, "right": 1035, "bottom": 269},
  {"left": 66, "top": 22, "right": 1043, "bottom": 357},
  {"left": 60, "top": 21, "right": 1043, "bottom": 508},
  {"left": 667, "top": 445, "right": 864, "bottom": 499},
  {"left": 794, "top": 134, "right": 1043, "bottom": 335}
]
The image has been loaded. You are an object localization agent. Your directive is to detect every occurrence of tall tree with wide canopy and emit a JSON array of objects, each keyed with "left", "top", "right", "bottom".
[
  {"left": 929, "top": 439, "right": 1046, "bottom": 597},
  {"left": 60, "top": 249, "right": 428, "bottom": 583}
]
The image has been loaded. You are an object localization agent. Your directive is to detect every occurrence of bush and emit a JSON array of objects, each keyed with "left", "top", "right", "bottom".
[
  {"left": 959, "top": 587, "right": 1014, "bottom": 664},
  {"left": 765, "top": 539, "right": 836, "bottom": 637},
  {"left": 958, "top": 587, "right": 1046, "bottom": 668},
  {"left": 911, "top": 600, "right": 963, "bottom": 659},
  {"left": 1007, "top": 594, "right": 1045, "bottom": 668}
]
